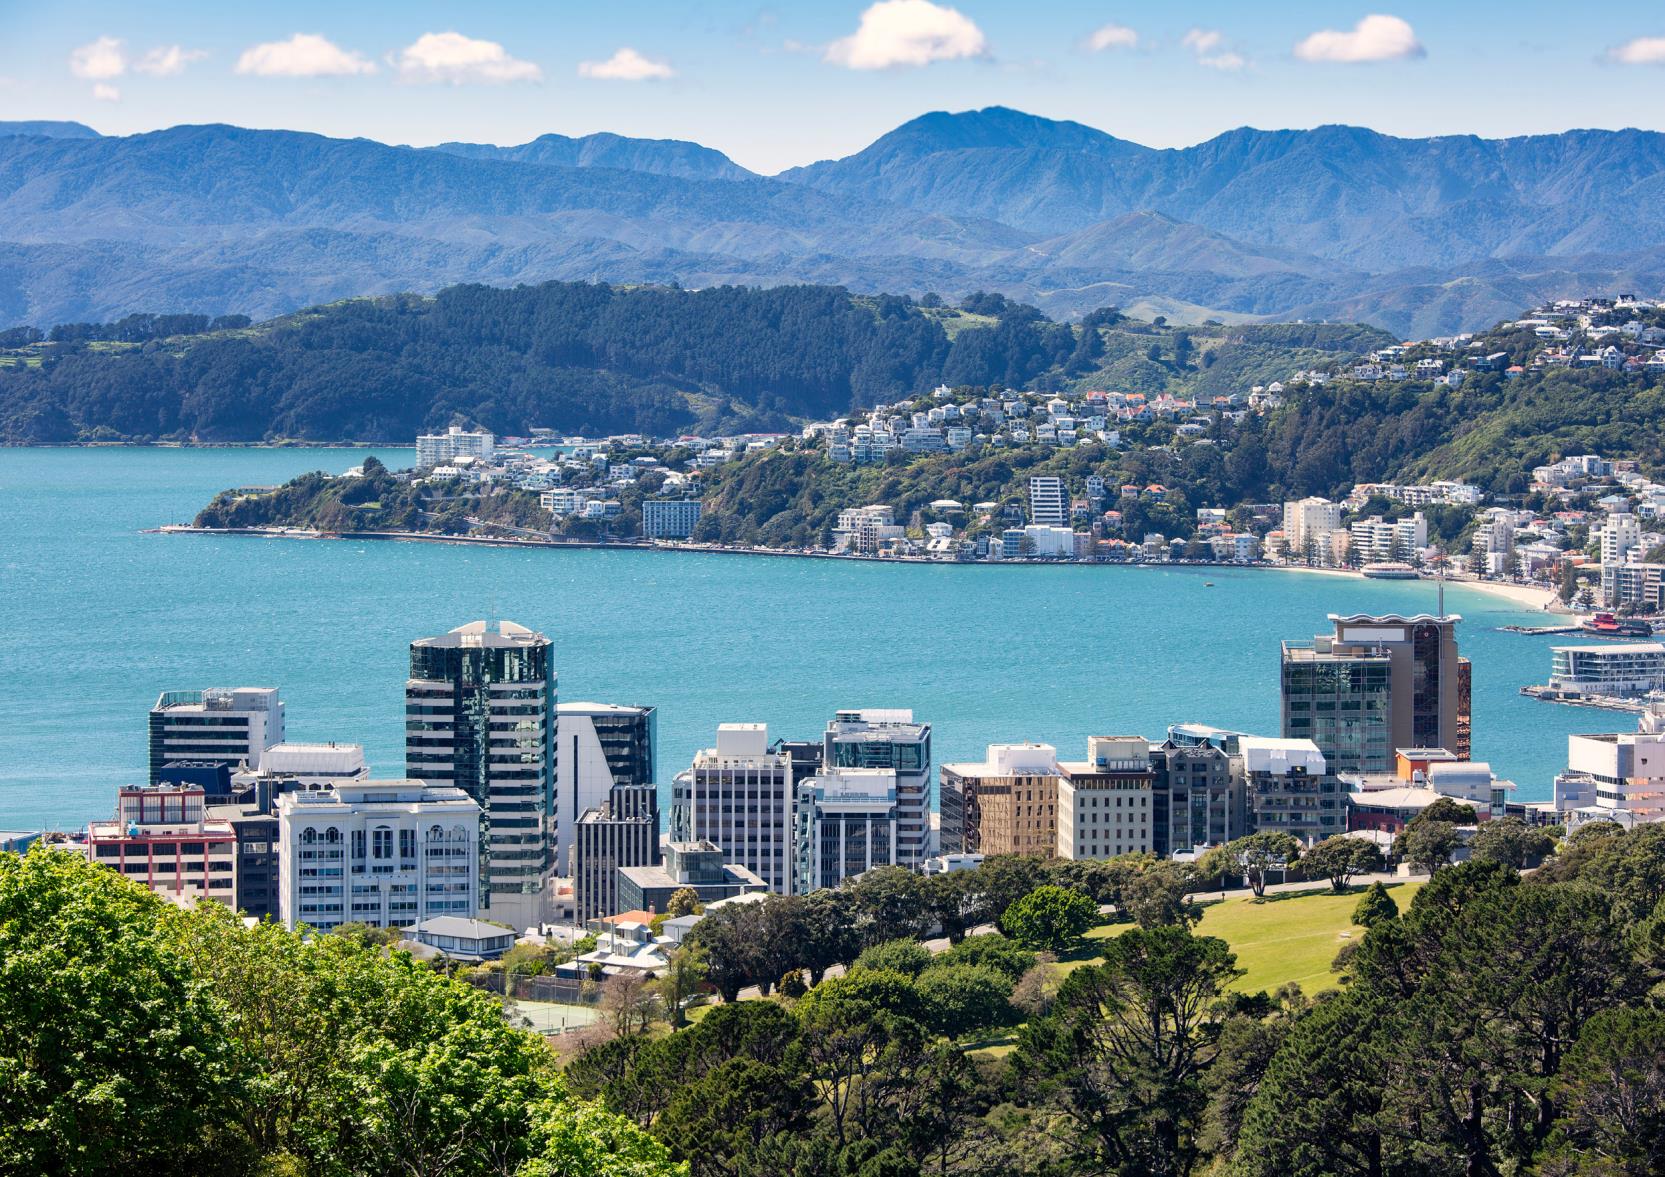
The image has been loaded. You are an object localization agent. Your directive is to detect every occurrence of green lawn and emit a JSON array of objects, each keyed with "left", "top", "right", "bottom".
[{"left": 1056, "top": 882, "right": 1424, "bottom": 996}]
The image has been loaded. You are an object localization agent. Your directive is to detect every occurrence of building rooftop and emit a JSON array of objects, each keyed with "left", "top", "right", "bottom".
[
  {"left": 410, "top": 620, "right": 547, "bottom": 650},
  {"left": 405, "top": 916, "right": 516, "bottom": 940}
]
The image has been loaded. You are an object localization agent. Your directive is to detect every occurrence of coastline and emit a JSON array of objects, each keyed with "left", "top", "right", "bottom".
[{"left": 151, "top": 525, "right": 1565, "bottom": 607}]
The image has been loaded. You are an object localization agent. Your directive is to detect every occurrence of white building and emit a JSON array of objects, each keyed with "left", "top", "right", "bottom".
[
  {"left": 1558, "top": 710, "right": 1665, "bottom": 824},
  {"left": 823, "top": 709, "right": 932, "bottom": 868},
  {"left": 1024, "top": 524, "right": 1076, "bottom": 558},
  {"left": 793, "top": 767, "right": 897, "bottom": 893},
  {"left": 416, "top": 426, "right": 496, "bottom": 468},
  {"left": 670, "top": 724, "right": 795, "bottom": 893},
  {"left": 1600, "top": 512, "right": 1642, "bottom": 567},
  {"left": 1056, "top": 736, "right": 1154, "bottom": 860},
  {"left": 642, "top": 499, "right": 703, "bottom": 540},
  {"left": 276, "top": 779, "right": 482, "bottom": 932},
  {"left": 1549, "top": 643, "right": 1665, "bottom": 697},
  {"left": 1282, "top": 497, "right": 1343, "bottom": 554},
  {"left": 1029, "top": 476, "right": 1067, "bottom": 526},
  {"left": 149, "top": 687, "right": 285, "bottom": 784}
]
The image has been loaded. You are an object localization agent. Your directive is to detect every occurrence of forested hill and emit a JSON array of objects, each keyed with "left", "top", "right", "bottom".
[{"left": 0, "top": 282, "right": 1384, "bottom": 445}]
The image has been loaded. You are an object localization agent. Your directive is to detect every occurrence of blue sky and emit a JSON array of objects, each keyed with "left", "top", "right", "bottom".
[{"left": 5, "top": 1, "right": 1665, "bottom": 172}]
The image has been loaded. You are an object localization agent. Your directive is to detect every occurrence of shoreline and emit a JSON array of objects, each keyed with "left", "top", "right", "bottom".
[{"left": 152, "top": 525, "right": 1565, "bottom": 607}]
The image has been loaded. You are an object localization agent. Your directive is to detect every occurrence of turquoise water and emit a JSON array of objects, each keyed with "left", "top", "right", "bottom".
[{"left": 0, "top": 447, "right": 1611, "bottom": 832}]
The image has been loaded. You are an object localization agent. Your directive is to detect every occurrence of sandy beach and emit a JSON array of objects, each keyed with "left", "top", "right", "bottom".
[{"left": 1259, "top": 563, "right": 1561, "bottom": 611}]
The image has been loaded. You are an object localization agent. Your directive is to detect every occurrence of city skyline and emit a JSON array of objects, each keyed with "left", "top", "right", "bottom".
[{"left": 3, "top": 1, "right": 1664, "bottom": 172}]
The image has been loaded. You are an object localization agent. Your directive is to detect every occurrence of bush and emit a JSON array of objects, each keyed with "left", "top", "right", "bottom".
[
  {"left": 938, "top": 933, "right": 1037, "bottom": 982},
  {"left": 914, "top": 964, "right": 1015, "bottom": 1039},
  {"left": 999, "top": 885, "right": 1099, "bottom": 953},
  {"left": 1352, "top": 882, "right": 1399, "bottom": 928}
]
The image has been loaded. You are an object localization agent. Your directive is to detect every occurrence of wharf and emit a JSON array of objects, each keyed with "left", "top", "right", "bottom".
[
  {"left": 1520, "top": 685, "right": 1647, "bottom": 713},
  {"left": 1500, "top": 624, "right": 1583, "bottom": 635}
]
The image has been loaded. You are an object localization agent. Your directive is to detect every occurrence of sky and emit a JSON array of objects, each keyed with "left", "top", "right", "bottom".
[{"left": 4, "top": 1, "right": 1665, "bottom": 173}]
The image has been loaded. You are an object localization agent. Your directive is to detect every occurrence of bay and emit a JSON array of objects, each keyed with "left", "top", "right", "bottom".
[{"left": 0, "top": 447, "right": 1612, "bottom": 832}]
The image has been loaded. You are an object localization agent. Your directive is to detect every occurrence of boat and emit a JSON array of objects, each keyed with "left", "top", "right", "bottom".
[
  {"left": 1579, "top": 612, "right": 1655, "bottom": 638},
  {"left": 1204, "top": 581, "right": 1214, "bottom": 587},
  {"left": 1361, "top": 561, "right": 1420, "bottom": 580}
]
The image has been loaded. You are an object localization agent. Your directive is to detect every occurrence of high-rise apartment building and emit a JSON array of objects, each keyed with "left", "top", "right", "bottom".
[
  {"left": 642, "top": 500, "right": 703, "bottom": 540},
  {"left": 554, "top": 702, "right": 656, "bottom": 874},
  {"left": 1599, "top": 512, "right": 1642, "bottom": 568},
  {"left": 406, "top": 620, "right": 556, "bottom": 929},
  {"left": 1029, "top": 476, "right": 1067, "bottom": 526},
  {"left": 572, "top": 783, "right": 660, "bottom": 923},
  {"left": 1056, "top": 737, "right": 1155, "bottom": 860},
  {"left": 415, "top": 425, "right": 495, "bottom": 468},
  {"left": 793, "top": 767, "right": 897, "bottom": 893},
  {"left": 939, "top": 743, "right": 1062, "bottom": 856},
  {"left": 1282, "top": 497, "right": 1343, "bottom": 554},
  {"left": 1281, "top": 613, "right": 1470, "bottom": 773},
  {"left": 669, "top": 724, "right": 794, "bottom": 893},
  {"left": 275, "top": 779, "right": 481, "bottom": 932},
  {"left": 149, "top": 688, "right": 285, "bottom": 784},
  {"left": 823, "top": 709, "right": 931, "bottom": 866}
]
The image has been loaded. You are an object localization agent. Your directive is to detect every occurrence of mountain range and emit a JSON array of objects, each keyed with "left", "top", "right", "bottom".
[{"left": 4, "top": 107, "right": 1665, "bottom": 336}]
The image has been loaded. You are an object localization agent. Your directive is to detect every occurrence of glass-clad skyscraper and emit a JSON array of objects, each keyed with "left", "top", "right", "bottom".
[{"left": 406, "top": 620, "right": 555, "bottom": 928}]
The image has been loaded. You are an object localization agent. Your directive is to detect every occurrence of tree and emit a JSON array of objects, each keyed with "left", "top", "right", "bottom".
[
  {"left": 1393, "top": 819, "right": 1462, "bottom": 873},
  {"left": 653, "top": 1057, "right": 814, "bottom": 1177},
  {"left": 0, "top": 850, "right": 242, "bottom": 1174},
  {"left": 1351, "top": 881, "right": 1399, "bottom": 928},
  {"left": 936, "top": 933, "right": 1036, "bottom": 983},
  {"left": 848, "top": 866, "right": 930, "bottom": 947},
  {"left": 665, "top": 888, "right": 703, "bottom": 918},
  {"left": 1471, "top": 816, "right": 1556, "bottom": 869},
  {"left": 853, "top": 938, "right": 933, "bottom": 978},
  {"left": 913, "top": 964, "right": 1015, "bottom": 1040},
  {"left": 1415, "top": 797, "right": 1479, "bottom": 826},
  {"left": 688, "top": 902, "right": 763, "bottom": 1002},
  {"left": 799, "top": 889, "right": 862, "bottom": 986},
  {"left": 655, "top": 943, "right": 709, "bottom": 1029},
  {"left": 1301, "top": 835, "right": 1385, "bottom": 892},
  {"left": 999, "top": 885, "right": 1098, "bottom": 953},
  {"left": 1018, "top": 926, "right": 1241, "bottom": 1175},
  {"left": 1199, "top": 832, "right": 1303, "bottom": 898},
  {"left": 1549, "top": 1007, "right": 1665, "bottom": 1175},
  {"left": 1121, "top": 860, "right": 1201, "bottom": 928}
]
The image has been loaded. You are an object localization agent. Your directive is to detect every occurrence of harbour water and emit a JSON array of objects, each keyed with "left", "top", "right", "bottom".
[{"left": 0, "top": 447, "right": 1611, "bottom": 831}]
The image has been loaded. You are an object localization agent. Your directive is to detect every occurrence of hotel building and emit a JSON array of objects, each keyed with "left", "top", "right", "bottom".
[{"left": 86, "top": 782, "right": 237, "bottom": 907}]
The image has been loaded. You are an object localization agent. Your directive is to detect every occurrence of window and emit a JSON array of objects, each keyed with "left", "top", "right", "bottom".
[
  {"left": 300, "top": 827, "right": 317, "bottom": 845},
  {"left": 372, "top": 826, "right": 393, "bottom": 860}
]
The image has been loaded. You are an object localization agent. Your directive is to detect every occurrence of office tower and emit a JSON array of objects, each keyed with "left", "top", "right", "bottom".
[
  {"left": 555, "top": 703, "right": 656, "bottom": 875},
  {"left": 149, "top": 688, "right": 285, "bottom": 784},
  {"left": 1029, "top": 476, "right": 1067, "bottom": 526},
  {"left": 416, "top": 425, "right": 495, "bottom": 468},
  {"left": 793, "top": 767, "right": 897, "bottom": 894},
  {"left": 1233, "top": 737, "right": 1342, "bottom": 843},
  {"left": 669, "top": 724, "right": 794, "bottom": 893},
  {"left": 1281, "top": 613, "right": 1470, "bottom": 774},
  {"left": 938, "top": 743, "right": 1062, "bottom": 856},
  {"left": 407, "top": 620, "right": 556, "bottom": 929},
  {"left": 642, "top": 500, "right": 703, "bottom": 539},
  {"left": 572, "top": 783, "right": 660, "bottom": 923},
  {"left": 275, "top": 779, "right": 481, "bottom": 932},
  {"left": 1056, "top": 737, "right": 1155, "bottom": 860},
  {"left": 1149, "top": 740, "right": 1239, "bottom": 855},
  {"left": 209, "top": 801, "right": 280, "bottom": 920},
  {"left": 85, "top": 783, "right": 237, "bottom": 907},
  {"left": 823, "top": 709, "right": 931, "bottom": 866}
]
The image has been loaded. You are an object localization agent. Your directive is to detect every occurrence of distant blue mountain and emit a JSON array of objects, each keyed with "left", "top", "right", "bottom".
[
  {"left": 0, "top": 120, "right": 100, "bottom": 140},
  {"left": 4, "top": 109, "right": 1665, "bottom": 335},
  {"left": 428, "top": 132, "right": 753, "bottom": 181}
]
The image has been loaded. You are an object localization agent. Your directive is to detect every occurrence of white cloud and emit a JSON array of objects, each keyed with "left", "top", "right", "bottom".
[
  {"left": 825, "top": 0, "right": 988, "bottom": 70},
  {"left": 1294, "top": 14, "right": 1424, "bottom": 63},
  {"left": 92, "top": 82, "right": 121, "bottom": 102},
  {"left": 1085, "top": 24, "right": 1138, "bottom": 53},
  {"left": 578, "top": 48, "right": 674, "bottom": 81},
  {"left": 1183, "top": 28, "right": 1246, "bottom": 71},
  {"left": 1610, "top": 36, "right": 1665, "bottom": 65},
  {"left": 236, "top": 33, "right": 376, "bottom": 78},
  {"left": 70, "top": 36, "right": 126, "bottom": 81},
  {"left": 395, "top": 32, "right": 541, "bottom": 84},
  {"left": 135, "top": 45, "right": 208, "bottom": 77}
]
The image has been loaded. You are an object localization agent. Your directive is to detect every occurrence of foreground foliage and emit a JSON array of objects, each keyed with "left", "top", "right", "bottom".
[{"left": 0, "top": 850, "right": 681, "bottom": 1177}]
